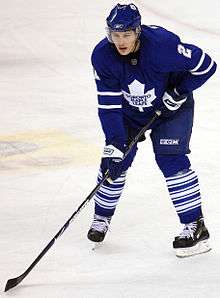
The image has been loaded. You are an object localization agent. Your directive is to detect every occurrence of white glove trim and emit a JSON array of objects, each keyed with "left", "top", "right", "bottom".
[
  {"left": 103, "top": 144, "right": 124, "bottom": 160},
  {"left": 162, "top": 92, "right": 187, "bottom": 111}
]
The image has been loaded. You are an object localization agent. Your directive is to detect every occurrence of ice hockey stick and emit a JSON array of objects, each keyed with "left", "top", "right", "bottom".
[{"left": 4, "top": 111, "right": 160, "bottom": 292}]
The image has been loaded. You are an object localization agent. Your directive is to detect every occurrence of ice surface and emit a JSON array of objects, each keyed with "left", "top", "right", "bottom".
[{"left": 1, "top": 1, "right": 220, "bottom": 297}]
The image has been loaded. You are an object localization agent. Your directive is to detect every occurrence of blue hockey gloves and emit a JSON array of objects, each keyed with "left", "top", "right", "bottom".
[
  {"left": 160, "top": 89, "right": 188, "bottom": 117},
  {"left": 102, "top": 144, "right": 125, "bottom": 181}
]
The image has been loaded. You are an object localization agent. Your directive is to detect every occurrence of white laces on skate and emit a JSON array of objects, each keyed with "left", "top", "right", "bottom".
[
  {"left": 179, "top": 222, "right": 197, "bottom": 239},
  {"left": 91, "top": 215, "right": 111, "bottom": 233}
]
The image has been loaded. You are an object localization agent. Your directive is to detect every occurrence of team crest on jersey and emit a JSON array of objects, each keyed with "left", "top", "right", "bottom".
[{"left": 122, "top": 79, "right": 156, "bottom": 112}]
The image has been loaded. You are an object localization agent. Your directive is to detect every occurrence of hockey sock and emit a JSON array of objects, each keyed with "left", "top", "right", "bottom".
[
  {"left": 166, "top": 169, "right": 202, "bottom": 223},
  {"left": 94, "top": 169, "right": 126, "bottom": 217}
]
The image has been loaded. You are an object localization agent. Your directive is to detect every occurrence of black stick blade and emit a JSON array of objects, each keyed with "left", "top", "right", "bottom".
[{"left": 5, "top": 274, "right": 24, "bottom": 292}]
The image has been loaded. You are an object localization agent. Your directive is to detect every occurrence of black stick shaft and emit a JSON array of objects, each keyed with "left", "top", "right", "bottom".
[
  {"left": 4, "top": 177, "right": 106, "bottom": 292},
  {"left": 4, "top": 112, "right": 159, "bottom": 292}
]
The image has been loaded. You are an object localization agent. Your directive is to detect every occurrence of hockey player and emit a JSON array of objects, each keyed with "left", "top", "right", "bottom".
[{"left": 88, "top": 3, "right": 217, "bottom": 257}]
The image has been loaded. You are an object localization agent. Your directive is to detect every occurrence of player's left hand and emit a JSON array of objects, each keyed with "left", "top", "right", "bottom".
[
  {"left": 160, "top": 89, "right": 188, "bottom": 117},
  {"left": 102, "top": 144, "right": 125, "bottom": 181}
]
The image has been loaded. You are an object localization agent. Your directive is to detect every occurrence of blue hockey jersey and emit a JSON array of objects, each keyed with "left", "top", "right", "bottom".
[{"left": 91, "top": 25, "right": 217, "bottom": 146}]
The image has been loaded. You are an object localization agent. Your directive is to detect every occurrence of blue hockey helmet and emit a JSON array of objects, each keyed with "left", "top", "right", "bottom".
[{"left": 106, "top": 3, "right": 141, "bottom": 40}]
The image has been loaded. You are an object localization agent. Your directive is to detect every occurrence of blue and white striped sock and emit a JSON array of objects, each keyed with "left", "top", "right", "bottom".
[
  {"left": 94, "top": 169, "right": 126, "bottom": 217},
  {"left": 166, "top": 169, "right": 202, "bottom": 223}
]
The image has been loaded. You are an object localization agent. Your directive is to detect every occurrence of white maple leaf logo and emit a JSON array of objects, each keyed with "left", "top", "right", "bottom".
[{"left": 122, "top": 80, "right": 156, "bottom": 112}]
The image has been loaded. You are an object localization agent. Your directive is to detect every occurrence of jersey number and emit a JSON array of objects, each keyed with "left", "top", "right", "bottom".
[{"left": 177, "top": 44, "right": 192, "bottom": 58}]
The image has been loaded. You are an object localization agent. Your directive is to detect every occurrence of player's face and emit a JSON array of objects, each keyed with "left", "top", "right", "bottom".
[{"left": 111, "top": 30, "right": 138, "bottom": 55}]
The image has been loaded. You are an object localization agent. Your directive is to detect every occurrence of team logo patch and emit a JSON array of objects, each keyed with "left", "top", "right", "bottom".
[
  {"left": 160, "top": 139, "right": 179, "bottom": 145},
  {"left": 122, "top": 79, "right": 156, "bottom": 112},
  {"left": 103, "top": 147, "right": 114, "bottom": 156}
]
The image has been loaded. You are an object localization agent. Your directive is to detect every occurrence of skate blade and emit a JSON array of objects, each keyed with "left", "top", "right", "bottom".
[
  {"left": 89, "top": 242, "right": 104, "bottom": 251},
  {"left": 175, "top": 239, "right": 211, "bottom": 258}
]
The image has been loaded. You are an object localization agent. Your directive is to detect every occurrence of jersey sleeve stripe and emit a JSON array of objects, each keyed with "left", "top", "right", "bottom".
[
  {"left": 190, "top": 51, "right": 205, "bottom": 72},
  {"left": 98, "top": 104, "right": 122, "bottom": 109},
  {"left": 191, "top": 59, "right": 214, "bottom": 75},
  {"left": 97, "top": 91, "right": 122, "bottom": 96}
]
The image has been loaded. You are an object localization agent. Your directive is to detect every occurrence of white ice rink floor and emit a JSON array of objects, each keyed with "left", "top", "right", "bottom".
[{"left": 1, "top": 1, "right": 220, "bottom": 297}]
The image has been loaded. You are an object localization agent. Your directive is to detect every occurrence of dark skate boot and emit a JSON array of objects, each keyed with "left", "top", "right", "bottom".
[
  {"left": 87, "top": 214, "right": 111, "bottom": 243},
  {"left": 173, "top": 216, "right": 211, "bottom": 257}
]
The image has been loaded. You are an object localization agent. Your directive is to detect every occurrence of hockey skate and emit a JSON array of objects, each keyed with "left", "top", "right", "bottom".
[
  {"left": 173, "top": 216, "right": 211, "bottom": 258},
  {"left": 87, "top": 214, "right": 111, "bottom": 243}
]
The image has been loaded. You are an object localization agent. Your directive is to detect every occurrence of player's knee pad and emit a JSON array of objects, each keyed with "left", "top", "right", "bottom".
[{"left": 155, "top": 154, "right": 191, "bottom": 178}]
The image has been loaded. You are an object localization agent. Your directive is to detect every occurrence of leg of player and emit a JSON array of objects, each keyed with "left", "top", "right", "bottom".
[
  {"left": 165, "top": 167, "right": 211, "bottom": 257},
  {"left": 156, "top": 154, "right": 211, "bottom": 257},
  {"left": 87, "top": 169, "right": 127, "bottom": 242},
  {"left": 87, "top": 140, "right": 138, "bottom": 244},
  {"left": 151, "top": 96, "right": 211, "bottom": 257}
]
